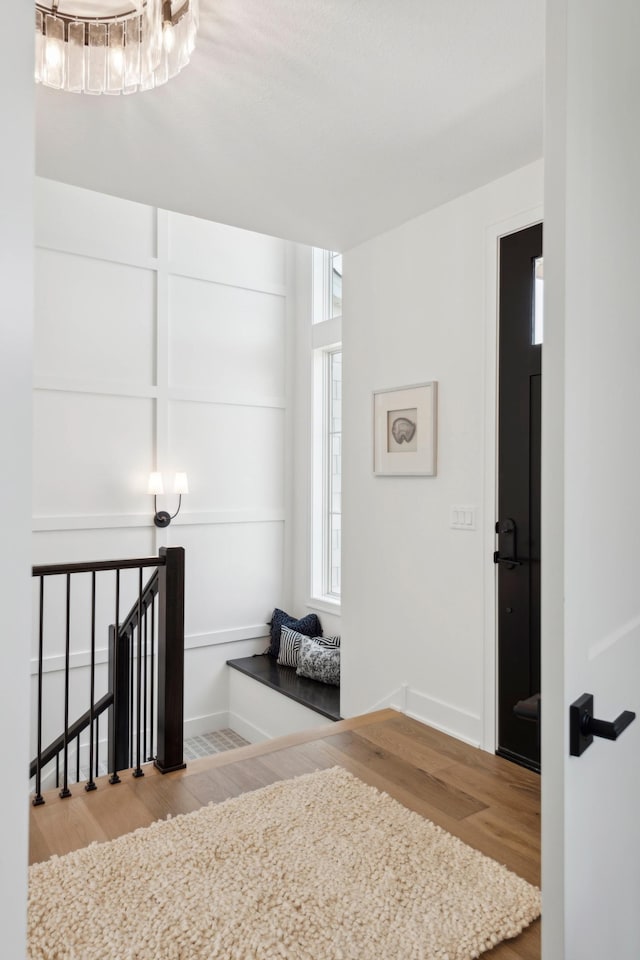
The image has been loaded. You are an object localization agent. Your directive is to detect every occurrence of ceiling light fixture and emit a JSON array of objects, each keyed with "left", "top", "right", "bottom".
[{"left": 35, "top": 0, "right": 199, "bottom": 95}]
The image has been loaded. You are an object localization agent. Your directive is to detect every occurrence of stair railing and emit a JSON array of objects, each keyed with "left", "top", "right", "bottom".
[{"left": 30, "top": 546, "right": 185, "bottom": 805}]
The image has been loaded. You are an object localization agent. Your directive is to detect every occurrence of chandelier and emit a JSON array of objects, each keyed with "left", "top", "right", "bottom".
[{"left": 35, "top": 1, "right": 199, "bottom": 95}]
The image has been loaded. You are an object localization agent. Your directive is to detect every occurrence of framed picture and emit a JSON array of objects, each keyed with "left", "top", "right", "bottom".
[{"left": 373, "top": 381, "right": 438, "bottom": 476}]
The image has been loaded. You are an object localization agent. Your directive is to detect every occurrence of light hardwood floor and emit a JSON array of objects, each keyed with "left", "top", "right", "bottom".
[{"left": 29, "top": 709, "right": 540, "bottom": 959}]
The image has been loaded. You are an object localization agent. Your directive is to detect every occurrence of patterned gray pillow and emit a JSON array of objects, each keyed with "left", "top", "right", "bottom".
[
  {"left": 279, "top": 626, "right": 340, "bottom": 669},
  {"left": 296, "top": 636, "right": 340, "bottom": 686}
]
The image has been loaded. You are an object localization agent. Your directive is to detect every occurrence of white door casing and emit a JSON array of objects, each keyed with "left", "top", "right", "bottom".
[
  {"left": 482, "top": 205, "right": 543, "bottom": 756},
  {"left": 543, "top": 1, "right": 640, "bottom": 957},
  {"left": 0, "top": 0, "right": 34, "bottom": 953}
]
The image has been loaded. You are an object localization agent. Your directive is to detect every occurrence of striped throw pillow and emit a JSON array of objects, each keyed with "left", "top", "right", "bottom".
[{"left": 278, "top": 626, "right": 340, "bottom": 669}]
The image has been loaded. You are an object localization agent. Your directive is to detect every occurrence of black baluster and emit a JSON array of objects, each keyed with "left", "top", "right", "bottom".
[
  {"left": 133, "top": 568, "right": 144, "bottom": 777},
  {"left": 142, "top": 602, "right": 148, "bottom": 765},
  {"left": 95, "top": 714, "right": 100, "bottom": 779},
  {"left": 76, "top": 733, "right": 80, "bottom": 783},
  {"left": 149, "top": 598, "right": 155, "bottom": 762},
  {"left": 109, "top": 621, "right": 129, "bottom": 775},
  {"left": 109, "top": 570, "right": 121, "bottom": 785},
  {"left": 60, "top": 574, "right": 72, "bottom": 798},
  {"left": 129, "top": 625, "right": 134, "bottom": 767},
  {"left": 33, "top": 577, "right": 45, "bottom": 806},
  {"left": 86, "top": 571, "right": 97, "bottom": 792}
]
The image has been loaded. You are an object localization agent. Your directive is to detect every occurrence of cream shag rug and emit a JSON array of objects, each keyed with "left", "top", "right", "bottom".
[{"left": 28, "top": 767, "right": 540, "bottom": 960}]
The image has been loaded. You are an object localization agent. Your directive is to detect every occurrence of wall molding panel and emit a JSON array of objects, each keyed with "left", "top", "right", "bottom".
[
  {"left": 35, "top": 242, "right": 159, "bottom": 273},
  {"left": 184, "top": 625, "right": 269, "bottom": 651},
  {"left": 34, "top": 377, "right": 160, "bottom": 400},
  {"left": 33, "top": 380, "right": 285, "bottom": 411},
  {"left": 33, "top": 177, "right": 294, "bottom": 738},
  {"left": 33, "top": 510, "right": 286, "bottom": 533},
  {"left": 30, "top": 623, "right": 270, "bottom": 676},
  {"left": 166, "top": 264, "right": 287, "bottom": 299},
  {"left": 167, "top": 386, "right": 285, "bottom": 409}
]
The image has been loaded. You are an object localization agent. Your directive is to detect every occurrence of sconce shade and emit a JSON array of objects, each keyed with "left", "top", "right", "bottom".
[
  {"left": 148, "top": 469, "right": 187, "bottom": 526},
  {"left": 148, "top": 472, "right": 164, "bottom": 496},
  {"left": 174, "top": 472, "right": 189, "bottom": 495}
]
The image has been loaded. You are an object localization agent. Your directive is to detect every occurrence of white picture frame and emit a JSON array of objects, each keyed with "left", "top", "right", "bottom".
[{"left": 373, "top": 381, "right": 438, "bottom": 476}]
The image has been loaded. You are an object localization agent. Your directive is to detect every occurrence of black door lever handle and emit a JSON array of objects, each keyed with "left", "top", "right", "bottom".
[
  {"left": 493, "top": 552, "right": 522, "bottom": 568},
  {"left": 493, "top": 518, "right": 521, "bottom": 568},
  {"left": 589, "top": 713, "right": 635, "bottom": 740},
  {"left": 570, "top": 693, "right": 636, "bottom": 756}
]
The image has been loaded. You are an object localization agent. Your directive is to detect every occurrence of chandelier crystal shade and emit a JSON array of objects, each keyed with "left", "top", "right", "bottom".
[{"left": 35, "top": 0, "right": 199, "bottom": 95}]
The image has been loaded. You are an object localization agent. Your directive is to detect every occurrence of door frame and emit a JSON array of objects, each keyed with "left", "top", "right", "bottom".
[{"left": 481, "top": 204, "right": 544, "bottom": 754}]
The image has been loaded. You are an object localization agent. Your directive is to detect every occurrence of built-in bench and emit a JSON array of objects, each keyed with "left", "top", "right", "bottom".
[{"left": 227, "top": 654, "right": 341, "bottom": 721}]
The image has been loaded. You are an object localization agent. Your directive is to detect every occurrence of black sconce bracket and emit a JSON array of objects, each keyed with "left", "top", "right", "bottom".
[{"left": 153, "top": 495, "right": 182, "bottom": 528}]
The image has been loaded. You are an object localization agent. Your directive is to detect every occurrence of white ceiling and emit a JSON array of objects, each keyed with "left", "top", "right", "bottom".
[{"left": 35, "top": 0, "right": 544, "bottom": 251}]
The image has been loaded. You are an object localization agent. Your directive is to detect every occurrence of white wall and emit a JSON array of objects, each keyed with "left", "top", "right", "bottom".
[
  {"left": 341, "top": 161, "right": 543, "bottom": 745},
  {"left": 1, "top": 1, "right": 33, "bottom": 952},
  {"left": 32, "top": 179, "right": 294, "bottom": 754}
]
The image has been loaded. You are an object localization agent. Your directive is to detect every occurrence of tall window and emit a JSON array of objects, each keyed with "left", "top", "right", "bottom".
[
  {"left": 311, "top": 249, "right": 342, "bottom": 603},
  {"left": 328, "top": 252, "right": 343, "bottom": 320},
  {"left": 326, "top": 350, "right": 342, "bottom": 597},
  {"left": 533, "top": 256, "right": 544, "bottom": 345},
  {"left": 313, "top": 250, "right": 343, "bottom": 324}
]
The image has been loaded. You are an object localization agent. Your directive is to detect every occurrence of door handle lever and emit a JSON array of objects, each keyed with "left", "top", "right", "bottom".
[
  {"left": 493, "top": 552, "right": 522, "bottom": 568},
  {"left": 569, "top": 693, "right": 636, "bottom": 757},
  {"left": 494, "top": 518, "right": 521, "bottom": 568}
]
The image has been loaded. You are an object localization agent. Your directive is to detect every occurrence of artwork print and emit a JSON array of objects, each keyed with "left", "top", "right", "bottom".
[
  {"left": 373, "top": 382, "right": 437, "bottom": 476},
  {"left": 387, "top": 408, "right": 418, "bottom": 453}
]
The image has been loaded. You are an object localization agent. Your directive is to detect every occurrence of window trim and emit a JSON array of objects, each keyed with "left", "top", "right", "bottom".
[{"left": 310, "top": 334, "right": 342, "bottom": 608}]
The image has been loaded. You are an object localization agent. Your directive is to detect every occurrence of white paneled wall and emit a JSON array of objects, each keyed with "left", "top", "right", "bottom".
[
  {"left": 32, "top": 177, "right": 293, "bottom": 750},
  {"left": 168, "top": 279, "right": 286, "bottom": 402}
]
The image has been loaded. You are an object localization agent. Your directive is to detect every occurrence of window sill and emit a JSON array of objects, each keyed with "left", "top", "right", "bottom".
[{"left": 306, "top": 597, "right": 341, "bottom": 617}]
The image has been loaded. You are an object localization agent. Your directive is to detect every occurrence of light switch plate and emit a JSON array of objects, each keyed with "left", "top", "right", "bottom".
[{"left": 450, "top": 505, "right": 476, "bottom": 530}]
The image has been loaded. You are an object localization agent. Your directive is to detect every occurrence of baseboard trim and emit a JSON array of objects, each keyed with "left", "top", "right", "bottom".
[
  {"left": 367, "top": 684, "right": 482, "bottom": 748},
  {"left": 183, "top": 712, "right": 230, "bottom": 738},
  {"left": 226, "top": 711, "right": 270, "bottom": 745}
]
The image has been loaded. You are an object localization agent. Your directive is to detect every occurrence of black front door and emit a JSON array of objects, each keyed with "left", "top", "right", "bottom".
[{"left": 496, "top": 223, "right": 543, "bottom": 771}]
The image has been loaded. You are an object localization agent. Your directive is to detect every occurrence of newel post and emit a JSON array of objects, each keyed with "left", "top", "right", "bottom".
[
  {"left": 154, "top": 546, "right": 186, "bottom": 773},
  {"left": 108, "top": 624, "right": 131, "bottom": 775}
]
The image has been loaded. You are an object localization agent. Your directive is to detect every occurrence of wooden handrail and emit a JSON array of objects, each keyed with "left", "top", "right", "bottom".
[
  {"left": 117, "top": 569, "right": 159, "bottom": 639},
  {"left": 33, "top": 556, "right": 166, "bottom": 577}
]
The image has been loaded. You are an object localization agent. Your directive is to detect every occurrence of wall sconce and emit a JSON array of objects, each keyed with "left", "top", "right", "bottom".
[{"left": 148, "top": 472, "right": 189, "bottom": 527}]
